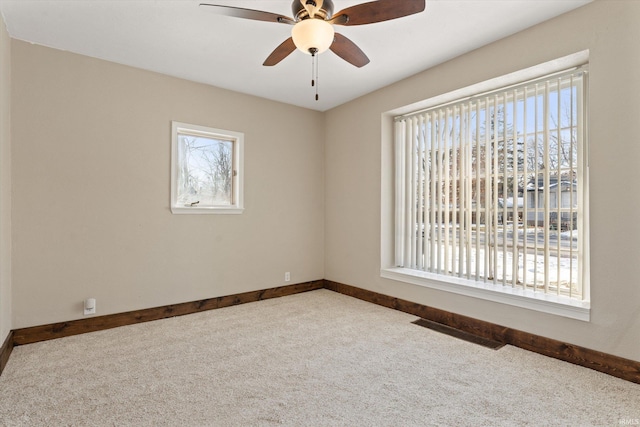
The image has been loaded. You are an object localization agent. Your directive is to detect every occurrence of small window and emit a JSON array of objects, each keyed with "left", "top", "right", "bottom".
[{"left": 171, "top": 121, "right": 244, "bottom": 214}]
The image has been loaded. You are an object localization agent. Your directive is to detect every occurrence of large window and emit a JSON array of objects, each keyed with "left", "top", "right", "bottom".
[
  {"left": 385, "top": 65, "right": 589, "bottom": 320},
  {"left": 171, "top": 121, "right": 244, "bottom": 214}
]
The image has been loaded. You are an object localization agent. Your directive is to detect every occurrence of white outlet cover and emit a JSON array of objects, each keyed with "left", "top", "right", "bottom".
[{"left": 84, "top": 298, "right": 96, "bottom": 315}]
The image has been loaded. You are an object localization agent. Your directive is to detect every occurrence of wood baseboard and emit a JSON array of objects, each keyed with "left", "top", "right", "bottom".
[
  {"left": 0, "top": 330, "right": 13, "bottom": 375},
  {"left": 324, "top": 280, "right": 640, "bottom": 384},
  {"left": 5, "top": 278, "right": 639, "bottom": 385},
  {"left": 12, "top": 280, "right": 324, "bottom": 346}
]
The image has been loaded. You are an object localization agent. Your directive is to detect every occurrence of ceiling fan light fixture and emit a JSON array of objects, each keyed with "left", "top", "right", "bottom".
[{"left": 291, "top": 19, "right": 335, "bottom": 55}]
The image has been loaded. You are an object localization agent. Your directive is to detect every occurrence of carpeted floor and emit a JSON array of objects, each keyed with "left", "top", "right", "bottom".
[{"left": 0, "top": 289, "right": 638, "bottom": 426}]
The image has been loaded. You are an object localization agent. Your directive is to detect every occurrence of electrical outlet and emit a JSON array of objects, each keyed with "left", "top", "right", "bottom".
[
  {"left": 84, "top": 298, "right": 96, "bottom": 315},
  {"left": 285, "top": 272, "right": 291, "bottom": 282}
]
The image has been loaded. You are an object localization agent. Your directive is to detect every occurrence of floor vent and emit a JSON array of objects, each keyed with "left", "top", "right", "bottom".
[{"left": 412, "top": 318, "right": 506, "bottom": 350}]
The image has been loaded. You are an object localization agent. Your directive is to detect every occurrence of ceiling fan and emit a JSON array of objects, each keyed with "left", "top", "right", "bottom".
[{"left": 200, "top": 0, "right": 426, "bottom": 99}]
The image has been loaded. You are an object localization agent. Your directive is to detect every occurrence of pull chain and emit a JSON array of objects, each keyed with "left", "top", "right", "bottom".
[
  {"left": 311, "top": 51, "right": 315, "bottom": 88},
  {"left": 315, "top": 52, "right": 319, "bottom": 101},
  {"left": 309, "top": 47, "right": 320, "bottom": 101}
]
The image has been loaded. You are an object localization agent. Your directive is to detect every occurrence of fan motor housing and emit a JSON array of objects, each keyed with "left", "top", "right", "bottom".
[{"left": 292, "top": 0, "right": 335, "bottom": 20}]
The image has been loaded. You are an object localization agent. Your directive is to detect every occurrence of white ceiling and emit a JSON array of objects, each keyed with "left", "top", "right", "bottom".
[{"left": 0, "top": 0, "right": 591, "bottom": 111}]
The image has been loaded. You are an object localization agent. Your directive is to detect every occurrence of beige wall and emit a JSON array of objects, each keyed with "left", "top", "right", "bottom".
[
  {"left": 11, "top": 41, "right": 325, "bottom": 328},
  {"left": 0, "top": 14, "right": 12, "bottom": 343},
  {"left": 325, "top": 0, "right": 640, "bottom": 361}
]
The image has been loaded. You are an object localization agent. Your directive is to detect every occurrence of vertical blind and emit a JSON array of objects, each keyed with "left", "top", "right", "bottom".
[{"left": 394, "top": 67, "right": 588, "bottom": 301}]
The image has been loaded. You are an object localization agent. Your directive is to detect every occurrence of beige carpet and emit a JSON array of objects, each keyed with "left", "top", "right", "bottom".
[{"left": 0, "top": 289, "right": 638, "bottom": 426}]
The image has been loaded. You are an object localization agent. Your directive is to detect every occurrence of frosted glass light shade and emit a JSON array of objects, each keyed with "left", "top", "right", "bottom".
[{"left": 291, "top": 19, "right": 335, "bottom": 55}]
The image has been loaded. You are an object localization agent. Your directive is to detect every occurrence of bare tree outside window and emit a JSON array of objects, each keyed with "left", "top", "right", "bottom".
[{"left": 177, "top": 134, "right": 234, "bottom": 207}]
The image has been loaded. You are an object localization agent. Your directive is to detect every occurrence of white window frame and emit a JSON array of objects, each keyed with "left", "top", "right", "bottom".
[
  {"left": 171, "top": 121, "right": 244, "bottom": 214},
  {"left": 381, "top": 52, "right": 590, "bottom": 321}
]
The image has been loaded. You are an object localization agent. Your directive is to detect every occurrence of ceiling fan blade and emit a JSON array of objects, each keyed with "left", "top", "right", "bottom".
[
  {"left": 330, "top": 33, "right": 370, "bottom": 68},
  {"left": 263, "top": 37, "right": 297, "bottom": 66},
  {"left": 330, "top": 0, "right": 425, "bottom": 26},
  {"left": 199, "top": 3, "right": 296, "bottom": 25}
]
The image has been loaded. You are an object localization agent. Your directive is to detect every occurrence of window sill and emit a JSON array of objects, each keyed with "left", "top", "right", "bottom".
[
  {"left": 171, "top": 206, "right": 244, "bottom": 215},
  {"left": 380, "top": 267, "right": 590, "bottom": 321}
]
